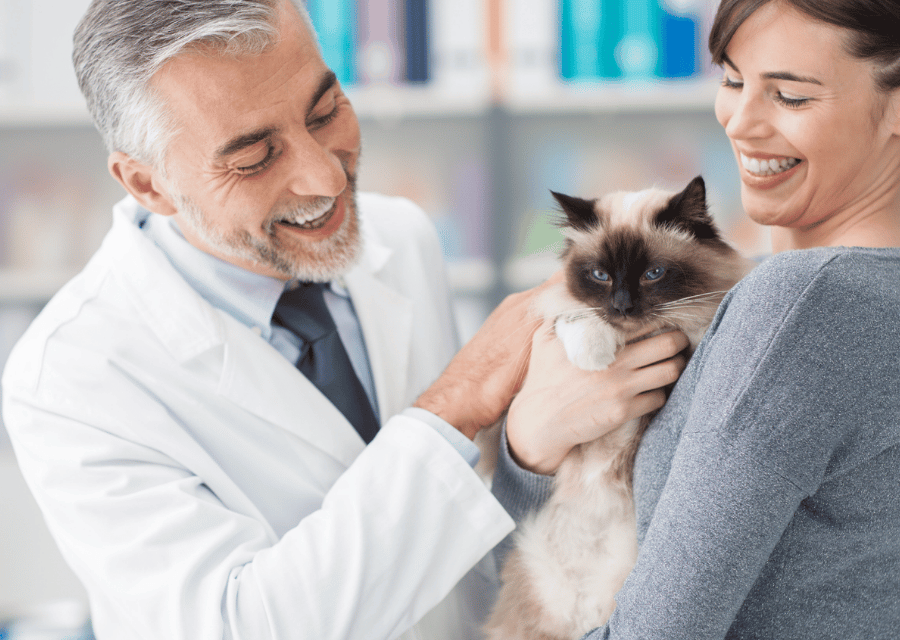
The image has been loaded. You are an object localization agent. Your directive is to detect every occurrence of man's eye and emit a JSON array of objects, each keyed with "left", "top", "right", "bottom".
[
  {"left": 308, "top": 104, "right": 340, "bottom": 129},
  {"left": 235, "top": 144, "right": 277, "bottom": 175}
]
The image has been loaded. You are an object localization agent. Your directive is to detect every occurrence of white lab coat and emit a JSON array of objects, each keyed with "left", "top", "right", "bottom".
[{"left": 2, "top": 193, "right": 514, "bottom": 640}]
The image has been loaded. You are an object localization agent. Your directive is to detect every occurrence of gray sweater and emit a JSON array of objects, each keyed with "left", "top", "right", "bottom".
[{"left": 492, "top": 246, "right": 900, "bottom": 639}]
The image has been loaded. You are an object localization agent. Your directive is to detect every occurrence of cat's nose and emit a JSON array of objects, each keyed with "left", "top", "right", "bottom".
[{"left": 612, "top": 290, "right": 634, "bottom": 316}]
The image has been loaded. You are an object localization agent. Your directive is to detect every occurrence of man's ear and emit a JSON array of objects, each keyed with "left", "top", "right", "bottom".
[{"left": 108, "top": 151, "right": 178, "bottom": 217}]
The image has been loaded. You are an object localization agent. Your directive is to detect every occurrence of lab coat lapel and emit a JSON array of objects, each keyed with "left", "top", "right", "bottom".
[
  {"left": 216, "top": 221, "right": 413, "bottom": 462},
  {"left": 343, "top": 237, "right": 413, "bottom": 424},
  {"left": 216, "top": 314, "right": 367, "bottom": 468}
]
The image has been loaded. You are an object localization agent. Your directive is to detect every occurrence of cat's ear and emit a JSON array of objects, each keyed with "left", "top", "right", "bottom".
[
  {"left": 654, "top": 176, "right": 721, "bottom": 241},
  {"left": 551, "top": 191, "right": 599, "bottom": 232}
]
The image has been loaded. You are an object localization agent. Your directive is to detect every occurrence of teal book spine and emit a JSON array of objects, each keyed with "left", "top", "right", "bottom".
[
  {"left": 617, "top": 0, "right": 661, "bottom": 79},
  {"left": 559, "top": 0, "right": 625, "bottom": 80},
  {"left": 560, "top": 0, "right": 624, "bottom": 80},
  {"left": 560, "top": 0, "right": 599, "bottom": 79},
  {"left": 307, "top": 0, "right": 357, "bottom": 86},
  {"left": 598, "top": 0, "right": 624, "bottom": 78}
]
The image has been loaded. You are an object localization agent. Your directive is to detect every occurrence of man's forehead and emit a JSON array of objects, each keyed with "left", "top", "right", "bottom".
[{"left": 150, "top": 14, "right": 327, "bottom": 151}]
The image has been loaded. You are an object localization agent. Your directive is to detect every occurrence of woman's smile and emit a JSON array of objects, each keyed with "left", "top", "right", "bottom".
[
  {"left": 739, "top": 153, "right": 801, "bottom": 177},
  {"left": 736, "top": 150, "right": 804, "bottom": 190}
]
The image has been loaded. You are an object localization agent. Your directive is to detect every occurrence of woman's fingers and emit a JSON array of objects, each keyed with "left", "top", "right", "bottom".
[
  {"left": 612, "top": 330, "right": 690, "bottom": 371},
  {"left": 506, "top": 328, "right": 692, "bottom": 475}
]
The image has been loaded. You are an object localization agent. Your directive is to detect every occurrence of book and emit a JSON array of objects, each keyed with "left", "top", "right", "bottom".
[
  {"left": 357, "top": 0, "right": 404, "bottom": 84},
  {"left": 307, "top": 0, "right": 357, "bottom": 86},
  {"left": 0, "top": 0, "right": 28, "bottom": 103},
  {"left": 658, "top": 0, "right": 702, "bottom": 78},
  {"left": 505, "top": 0, "right": 559, "bottom": 95},
  {"left": 560, "top": 0, "right": 625, "bottom": 80},
  {"left": 404, "top": 0, "right": 429, "bottom": 83},
  {"left": 616, "top": 0, "right": 661, "bottom": 79},
  {"left": 430, "top": 0, "right": 490, "bottom": 96}
]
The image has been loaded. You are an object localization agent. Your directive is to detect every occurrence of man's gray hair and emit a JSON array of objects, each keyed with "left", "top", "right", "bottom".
[{"left": 73, "top": 0, "right": 315, "bottom": 172}]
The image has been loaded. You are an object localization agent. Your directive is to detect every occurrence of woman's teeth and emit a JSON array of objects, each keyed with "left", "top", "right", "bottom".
[{"left": 741, "top": 153, "right": 800, "bottom": 176}]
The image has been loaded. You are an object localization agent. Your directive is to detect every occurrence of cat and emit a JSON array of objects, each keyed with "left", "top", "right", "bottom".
[{"left": 483, "top": 176, "right": 754, "bottom": 640}]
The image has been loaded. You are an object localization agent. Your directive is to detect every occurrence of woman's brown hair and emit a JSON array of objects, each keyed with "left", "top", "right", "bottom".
[{"left": 709, "top": 0, "right": 900, "bottom": 92}]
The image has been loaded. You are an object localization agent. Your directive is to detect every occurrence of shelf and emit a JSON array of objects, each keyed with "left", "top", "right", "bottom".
[
  {"left": 503, "top": 253, "right": 562, "bottom": 291},
  {"left": 0, "top": 104, "right": 93, "bottom": 128},
  {"left": 0, "top": 259, "right": 498, "bottom": 304},
  {"left": 349, "top": 83, "right": 492, "bottom": 120},
  {"left": 504, "top": 77, "right": 721, "bottom": 115},
  {"left": 0, "top": 85, "right": 493, "bottom": 128},
  {"left": 0, "top": 268, "right": 77, "bottom": 303},
  {"left": 0, "top": 77, "right": 722, "bottom": 128},
  {"left": 444, "top": 258, "right": 497, "bottom": 294}
]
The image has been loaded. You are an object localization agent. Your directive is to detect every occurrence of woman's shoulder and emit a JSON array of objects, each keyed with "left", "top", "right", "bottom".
[
  {"left": 699, "top": 245, "right": 900, "bottom": 363},
  {"left": 730, "top": 246, "right": 900, "bottom": 316}
]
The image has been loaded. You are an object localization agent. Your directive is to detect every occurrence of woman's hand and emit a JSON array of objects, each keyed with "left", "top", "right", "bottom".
[{"left": 506, "top": 324, "right": 689, "bottom": 475}]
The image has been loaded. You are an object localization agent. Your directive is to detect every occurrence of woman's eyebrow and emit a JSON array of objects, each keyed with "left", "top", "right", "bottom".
[
  {"left": 762, "top": 70, "right": 823, "bottom": 85},
  {"left": 722, "top": 52, "right": 822, "bottom": 85}
]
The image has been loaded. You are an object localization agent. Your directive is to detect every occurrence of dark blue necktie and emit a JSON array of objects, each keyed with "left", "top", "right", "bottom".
[{"left": 273, "top": 282, "right": 380, "bottom": 444}]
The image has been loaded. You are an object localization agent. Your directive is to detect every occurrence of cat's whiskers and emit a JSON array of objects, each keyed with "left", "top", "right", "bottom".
[
  {"left": 655, "top": 305, "right": 715, "bottom": 316},
  {"left": 648, "top": 311, "right": 690, "bottom": 322},
  {"left": 545, "top": 306, "right": 605, "bottom": 321},
  {"left": 656, "top": 291, "right": 728, "bottom": 309}
]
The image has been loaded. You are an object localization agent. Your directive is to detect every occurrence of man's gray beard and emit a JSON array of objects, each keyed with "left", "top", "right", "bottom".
[{"left": 171, "top": 179, "right": 362, "bottom": 283}]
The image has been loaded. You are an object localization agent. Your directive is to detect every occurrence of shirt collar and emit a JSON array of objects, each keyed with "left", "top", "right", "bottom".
[{"left": 140, "top": 213, "right": 290, "bottom": 340}]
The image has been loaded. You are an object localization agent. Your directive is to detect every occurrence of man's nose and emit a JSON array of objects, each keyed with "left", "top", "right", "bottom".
[{"left": 283, "top": 132, "right": 348, "bottom": 198}]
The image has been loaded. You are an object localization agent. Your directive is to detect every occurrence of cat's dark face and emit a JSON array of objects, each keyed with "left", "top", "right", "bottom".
[{"left": 553, "top": 176, "right": 734, "bottom": 334}]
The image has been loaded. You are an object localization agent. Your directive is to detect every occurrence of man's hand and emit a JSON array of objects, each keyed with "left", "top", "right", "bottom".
[
  {"left": 506, "top": 325, "right": 689, "bottom": 475},
  {"left": 414, "top": 273, "right": 564, "bottom": 440}
]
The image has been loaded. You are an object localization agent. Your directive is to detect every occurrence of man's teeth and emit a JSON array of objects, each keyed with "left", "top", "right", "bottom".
[
  {"left": 741, "top": 153, "right": 800, "bottom": 176},
  {"left": 280, "top": 200, "right": 334, "bottom": 227}
]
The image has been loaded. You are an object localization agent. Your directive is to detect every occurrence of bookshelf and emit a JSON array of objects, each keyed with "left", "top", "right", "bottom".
[{"left": 0, "top": 0, "right": 752, "bottom": 326}]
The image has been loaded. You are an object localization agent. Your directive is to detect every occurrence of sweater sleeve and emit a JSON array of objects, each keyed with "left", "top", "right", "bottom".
[
  {"left": 490, "top": 421, "right": 555, "bottom": 563},
  {"left": 578, "top": 250, "right": 900, "bottom": 639}
]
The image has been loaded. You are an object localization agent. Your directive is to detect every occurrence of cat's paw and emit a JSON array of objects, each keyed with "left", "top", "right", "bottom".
[{"left": 555, "top": 317, "right": 619, "bottom": 371}]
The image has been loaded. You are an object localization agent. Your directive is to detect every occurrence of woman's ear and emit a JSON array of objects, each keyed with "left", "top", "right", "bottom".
[
  {"left": 887, "top": 87, "right": 900, "bottom": 137},
  {"left": 108, "top": 151, "right": 178, "bottom": 217}
]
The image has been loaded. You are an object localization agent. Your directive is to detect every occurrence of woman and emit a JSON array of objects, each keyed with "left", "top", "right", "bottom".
[{"left": 496, "top": 0, "right": 900, "bottom": 637}]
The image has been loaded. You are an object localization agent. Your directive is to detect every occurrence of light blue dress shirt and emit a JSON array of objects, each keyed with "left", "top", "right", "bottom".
[{"left": 140, "top": 212, "right": 478, "bottom": 466}]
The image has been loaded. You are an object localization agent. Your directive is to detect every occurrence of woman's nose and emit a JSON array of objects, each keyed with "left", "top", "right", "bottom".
[{"left": 718, "top": 88, "right": 771, "bottom": 142}]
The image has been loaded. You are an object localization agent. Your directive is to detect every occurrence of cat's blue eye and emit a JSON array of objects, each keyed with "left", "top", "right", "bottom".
[
  {"left": 590, "top": 268, "right": 609, "bottom": 282},
  {"left": 644, "top": 266, "right": 666, "bottom": 281}
]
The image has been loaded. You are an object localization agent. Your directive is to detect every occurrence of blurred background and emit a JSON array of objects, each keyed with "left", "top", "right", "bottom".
[{"left": 0, "top": 0, "right": 765, "bottom": 636}]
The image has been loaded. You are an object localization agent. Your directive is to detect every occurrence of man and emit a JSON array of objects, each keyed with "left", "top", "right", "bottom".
[{"left": 3, "top": 1, "right": 686, "bottom": 638}]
